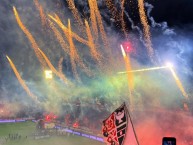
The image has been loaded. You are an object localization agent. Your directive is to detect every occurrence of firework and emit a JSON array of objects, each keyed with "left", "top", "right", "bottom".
[
  {"left": 34, "top": 2, "right": 70, "bottom": 54},
  {"left": 121, "top": 45, "right": 134, "bottom": 89},
  {"left": 120, "top": 0, "right": 127, "bottom": 37},
  {"left": 121, "top": 45, "right": 134, "bottom": 106},
  {"left": 85, "top": 20, "right": 101, "bottom": 65},
  {"left": 67, "top": 19, "right": 93, "bottom": 78},
  {"left": 13, "top": 6, "right": 47, "bottom": 69},
  {"left": 6, "top": 55, "right": 38, "bottom": 102},
  {"left": 67, "top": 19, "right": 81, "bottom": 81},
  {"left": 33, "top": 0, "right": 47, "bottom": 27},
  {"left": 138, "top": 0, "right": 154, "bottom": 62},
  {"left": 105, "top": 0, "right": 120, "bottom": 24},
  {"left": 92, "top": 0, "right": 115, "bottom": 70},
  {"left": 118, "top": 64, "right": 189, "bottom": 110},
  {"left": 88, "top": 0, "right": 98, "bottom": 40},
  {"left": 49, "top": 14, "right": 88, "bottom": 46},
  {"left": 118, "top": 66, "right": 168, "bottom": 74},
  {"left": 48, "top": 19, "right": 69, "bottom": 54},
  {"left": 66, "top": 0, "right": 85, "bottom": 33},
  {"left": 169, "top": 67, "right": 189, "bottom": 100},
  {"left": 92, "top": 0, "right": 109, "bottom": 49}
]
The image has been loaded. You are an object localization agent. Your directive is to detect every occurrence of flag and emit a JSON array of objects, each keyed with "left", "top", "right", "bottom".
[{"left": 102, "top": 103, "right": 129, "bottom": 145}]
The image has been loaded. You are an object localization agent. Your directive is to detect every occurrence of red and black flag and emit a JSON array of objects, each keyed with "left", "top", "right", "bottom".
[{"left": 102, "top": 103, "right": 129, "bottom": 145}]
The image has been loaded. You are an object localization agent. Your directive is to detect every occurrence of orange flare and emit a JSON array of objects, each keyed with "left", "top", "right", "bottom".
[
  {"left": 121, "top": 45, "right": 134, "bottom": 107},
  {"left": 121, "top": 45, "right": 134, "bottom": 90}
]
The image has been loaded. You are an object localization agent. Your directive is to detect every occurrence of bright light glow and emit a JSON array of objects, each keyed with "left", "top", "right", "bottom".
[
  {"left": 120, "top": 44, "right": 126, "bottom": 58},
  {"left": 45, "top": 70, "right": 53, "bottom": 79},
  {"left": 118, "top": 66, "right": 168, "bottom": 74},
  {"left": 166, "top": 62, "right": 173, "bottom": 68}
]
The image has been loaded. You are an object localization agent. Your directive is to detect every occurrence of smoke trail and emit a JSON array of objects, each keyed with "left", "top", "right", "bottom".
[
  {"left": 138, "top": 0, "right": 155, "bottom": 62},
  {"left": 6, "top": 55, "right": 39, "bottom": 103},
  {"left": 88, "top": 0, "right": 98, "bottom": 40},
  {"left": 37, "top": 48, "right": 69, "bottom": 84},
  {"left": 13, "top": 6, "right": 47, "bottom": 69},
  {"left": 144, "top": 2, "right": 160, "bottom": 28},
  {"left": 33, "top": 0, "right": 47, "bottom": 27},
  {"left": 144, "top": 2, "right": 176, "bottom": 35},
  {"left": 124, "top": 10, "right": 145, "bottom": 45}
]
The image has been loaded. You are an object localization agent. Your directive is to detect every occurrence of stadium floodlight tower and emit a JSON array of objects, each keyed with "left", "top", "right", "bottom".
[
  {"left": 166, "top": 62, "right": 173, "bottom": 68},
  {"left": 44, "top": 70, "right": 53, "bottom": 79}
]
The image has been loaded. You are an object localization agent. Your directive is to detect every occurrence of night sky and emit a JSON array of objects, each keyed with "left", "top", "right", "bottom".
[{"left": 148, "top": 0, "right": 193, "bottom": 26}]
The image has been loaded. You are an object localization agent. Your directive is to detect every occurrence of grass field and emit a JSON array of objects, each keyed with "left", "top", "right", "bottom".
[{"left": 0, "top": 121, "right": 105, "bottom": 145}]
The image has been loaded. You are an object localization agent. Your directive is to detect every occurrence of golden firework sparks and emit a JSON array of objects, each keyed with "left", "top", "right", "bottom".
[
  {"left": 6, "top": 55, "right": 39, "bottom": 102},
  {"left": 33, "top": 0, "right": 47, "bottom": 27},
  {"left": 88, "top": 0, "right": 98, "bottom": 40},
  {"left": 66, "top": 0, "right": 85, "bottom": 34},
  {"left": 85, "top": 20, "right": 101, "bottom": 65},
  {"left": 138, "top": 0, "right": 154, "bottom": 62},
  {"left": 68, "top": 19, "right": 93, "bottom": 77},
  {"left": 48, "top": 19, "right": 69, "bottom": 54},
  {"left": 58, "top": 57, "right": 64, "bottom": 74},
  {"left": 13, "top": 6, "right": 47, "bottom": 69},
  {"left": 49, "top": 14, "right": 88, "bottom": 46},
  {"left": 120, "top": 0, "right": 127, "bottom": 37}
]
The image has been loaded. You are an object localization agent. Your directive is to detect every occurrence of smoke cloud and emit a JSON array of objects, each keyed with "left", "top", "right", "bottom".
[{"left": 0, "top": 0, "right": 193, "bottom": 144}]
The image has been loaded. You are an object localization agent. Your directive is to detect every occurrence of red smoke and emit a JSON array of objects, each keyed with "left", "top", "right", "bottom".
[{"left": 126, "top": 108, "right": 193, "bottom": 145}]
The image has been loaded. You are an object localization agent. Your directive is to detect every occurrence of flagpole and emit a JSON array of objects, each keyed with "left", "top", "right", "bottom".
[{"left": 126, "top": 104, "right": 140, "bottom": 145}]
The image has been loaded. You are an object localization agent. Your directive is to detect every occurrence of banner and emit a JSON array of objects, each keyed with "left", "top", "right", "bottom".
[{"left": 102, "top": 103, "right": 128, "bottom": 145}]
